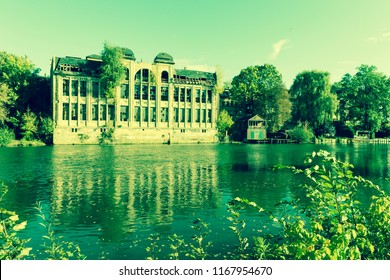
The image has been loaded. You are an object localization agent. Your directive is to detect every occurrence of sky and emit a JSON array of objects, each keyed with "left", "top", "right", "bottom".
[{"left": 1, "top": 0, "right": 390, "bottom": 87}]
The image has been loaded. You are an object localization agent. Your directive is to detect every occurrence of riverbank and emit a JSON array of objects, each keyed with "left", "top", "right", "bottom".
[{"left": 5, "top": 139, "right": 46, "bottom": 147}]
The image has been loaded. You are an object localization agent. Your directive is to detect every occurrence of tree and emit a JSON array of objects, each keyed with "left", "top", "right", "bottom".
[
  {"left": 0, "top": 83, "right": 17, "bottom": 125},
  {"left": 333, "top": 65, "right": 390, "bottom": 133},
  {"left": 100, "top": 42, "right": 125, "bottom": 99},
  {"left": 20, "top": 108, "right": 38, "bottom": 141},
  {"left": 290, "top": 70, "right": 338, "bottom": 136},
  {"left": 216, "top": 110, "right": 234, "bottom": 142},
  {"left": 230, "top": 64, "right": 291, "bottom": 133}
]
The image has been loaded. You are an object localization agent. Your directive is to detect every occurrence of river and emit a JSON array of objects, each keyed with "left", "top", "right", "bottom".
[{"left": 0, "top": 143, "right": 389, "bottom": 259}]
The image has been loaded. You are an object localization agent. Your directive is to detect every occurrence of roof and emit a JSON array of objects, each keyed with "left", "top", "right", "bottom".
[
  {"left": 53, "top": 56, "right": 101, "bottom": 76},
  {"left": 175, "top": 69, "right": 216, "bottom": 81},
  {"left": 248, "top": 115, "right": 266, "bottom": 121},
  {"left": 154, "top": 52, "right": 175, "bottom": 64},
  {"left": 121, "top": 48, "right": 136, "bottom": 61}
]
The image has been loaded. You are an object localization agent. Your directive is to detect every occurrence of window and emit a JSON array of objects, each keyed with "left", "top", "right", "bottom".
[
  {"left": 134, "top": 84, "right": 140, "bottom": 100},
  {"left": 72, "top": 80, "right": 78, "bottom": 96},
  {"left": 92, "top": 82, "right": 99, "bottom": 98},
  {"left": 161, "top": 71, "right": 169, "bottom": 83},
  {"left": 208, "top": 109, "right": 212, "bottom": 123},
  {"left": 196, "top": 109, "right": 200, "bottom": 123},
  {"left": 196, "top": 89, "right": 200, "bottom": 102},
  {"left": 150, "top": 107, "right": 156, "bottom": 122},
  {"left": 207, "top": 90, "right": 212, "bottom": 103},
  {"left": 150, "top": 86, "right": 156, "bottom": 101},
  {"left": 142, "top": 69, "right": 149, "bottom": 82},
  {"left": 174, "top": 108, "right": 179, "bottom": 122},
  {"left": 80, "top": 81, "right": 87, "bottom": 97},
  {"left": 202, "top": 90, "right": 206, "bottom": 103},
  {"left": 186, "top": 88, "right": 192, "bottom": 102},
  {"left": 161, "top": 86, "right": 168, "bottom": 101},
  {"left": 71, "top": 128, "right": 78, "bottom": 133},
  {"left": 142, "top": 107, "right": 148, "bottom": 122},
  {"left": 71, "top": 104, "right": 78, "bottom": 120},
  {"left": 92, "top": 104, "right": 98, "bottom": 120},
  {"left": 180, "top": 88, "right": 185, "bottom": 102},
  {"left": 135, "top": 106, "right": 140, "bottom": 122},
  {"left": 142, "top": 84, "right": 148, "bottom": 100},
  {"left": 186, "top": 108, "right": 191, "bottom": 122},
  {"left": 63, "top": 103, "right": 69, "bottom": 120},
  {"left": 174, "top": 87, "right": 179, "bottom": 102},
  {"left": 100, "top": 105, "right": 106, "bottom": 121},
  {"left": 180, "top": 108, "right": 185, "bottom": 122},
  {"left": 202, "top": 109, "right": 206, "bottom": 123},
  {"left": 120, "top": 106, "right": 128, "bottom": 121},
  {"left": 108, "top": 105, "right": 115, "bottom": 121},
  {"left": 161, "top": 108, "right": 168, "bottom": 122},
  {"left": 121, "top": 84, "right": 129, "bottom": 99},
  {"left": 63, "top": 80, "right": 69, "bottom": 96},
  {"left": 80, "top": 104, "right": 86, "bottom": 120}
]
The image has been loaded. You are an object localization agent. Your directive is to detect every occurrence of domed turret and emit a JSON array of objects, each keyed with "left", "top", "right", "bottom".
[
  {"left": 121, "top": 48, "right": 136, "bottom": 61},
  {"left": 154, "top": 52, "right": 175, "bottom": 65}
]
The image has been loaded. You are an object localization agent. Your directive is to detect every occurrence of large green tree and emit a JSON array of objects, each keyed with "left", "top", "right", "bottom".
[
  {"left": 333, "top": 65, "right": 390, "bottom": 133},
  {"left": 230, "top": 64, "right": 291, "bottom": 133},
  {"left": 290, "top": 70, "right": 338, "bottom": 136}
]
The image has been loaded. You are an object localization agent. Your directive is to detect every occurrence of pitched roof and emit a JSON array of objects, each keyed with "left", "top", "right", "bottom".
[{"left": 248, "top": 115, "right": 265, "bottom": 121}]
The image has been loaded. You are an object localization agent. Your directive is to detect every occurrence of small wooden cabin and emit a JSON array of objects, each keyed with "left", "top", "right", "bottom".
[{"left": 247, "top": 115, "right": 267, "bottom": 141}]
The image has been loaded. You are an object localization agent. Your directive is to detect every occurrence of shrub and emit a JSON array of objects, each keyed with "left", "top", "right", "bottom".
[
  {"left": 288, "top": 123, "right": 315, "bottom": 143},
  {"left": 0, "top": 127, "right": 15, "bottom": 146}
]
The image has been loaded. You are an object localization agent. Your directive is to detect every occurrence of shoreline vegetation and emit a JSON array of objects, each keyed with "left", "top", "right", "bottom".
[{"left": 1, "top": 150, "right": 389, "bottom": 260}]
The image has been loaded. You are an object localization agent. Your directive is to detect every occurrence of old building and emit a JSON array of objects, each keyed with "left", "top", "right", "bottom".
[{"left": 50, "top": 49, "right": 219, "bottom": 144}]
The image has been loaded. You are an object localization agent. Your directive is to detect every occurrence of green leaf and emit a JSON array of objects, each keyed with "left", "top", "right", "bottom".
[{"left": 12, "top": 221, "right": 27, "bottom": 231}]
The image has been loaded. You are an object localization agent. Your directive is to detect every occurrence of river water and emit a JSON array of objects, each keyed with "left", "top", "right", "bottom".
[{"left": 0, "top": 143, "right": 389, "bottom": 259}]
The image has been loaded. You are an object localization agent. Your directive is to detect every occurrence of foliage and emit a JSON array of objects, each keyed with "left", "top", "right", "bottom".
[
  {"left": 35, "top": 202, "right": 85, "bottom": 260},
  {"left": 290, "top": 70, "right": 338, "bottom": 136},
  {"left": 0, "top": 127, "right": 15, "bottom": 146},
  {"left": 288, "top": 122, "right": 315, "bottom": 143},
  {"left": 216, "top": 110, "right": 234, "bottom": 142},
  {"left": 230, "top": 64, "right": 291, "bottom": 132},
  {"left": 20, "top": 108, "right": 38, "bottom": 141},
  {"left": 100, "top": 42, "right": 125, "bottom": 99},
  {"left": 0, "top": 83, "right": 17, "bottom": 124},
  {"left": 37, "top": 116, "right": 54, "bottom": 144},
  {"left": 333, "top": 65, "right": 390, "bottom": 133},
  {"left": 186, "top": 218, "right": 211, "bottom": 260},
  {"left": 98, "top": 127, "right": 115, "bottom": 144},
  {"left": 0, "top": 184, "right": 32, "bottom": 260}
]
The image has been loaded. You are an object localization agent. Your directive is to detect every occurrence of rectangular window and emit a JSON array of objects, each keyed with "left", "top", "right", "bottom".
[
  {"left": 100, "top": 105, "right": 106, "bottom": 121},
  {"left": 142, "top": 84, "right": 148, "bottom": 100},
  {"left": 142, "top": 107, "right": 148, "bottom": 122},
  {"left": 196, "top": 89, "right": 200, "bottom": 103},
  {"left": 92, "top": 82, "right": 99, "bottom": 98},
  {"left": 174, "top": 87, "right": 179, "bottom": 102},
  {"left": 92, "top": 104, "right": 98, "bottom": 120},
  {"left": 208, "top": 109, "right": 212, "bottom": 123},
  {"left": 72, "top": 80, "right": 78, "bottom": 96},
  {"left": 134, "top": 84, "right": 140, "bottom": 100},
  {"left": 71, "top": 104, "right": 78, "bottom": 120},
  {"left": 202, "top": 109, "right": 206, "bottom": 123},
  {"left": 196, "top": 109, "right": 200, "bottom": 123},
  {"left": 161, "top": 107, "right": 168, "bottom": 122},
  {"left": 135, "top": 106, "right": 140, "bottom": 122},
  {"left": 150, "top": 107, "right": 156, "bottom": 122},
  {"left": 150, "top": 86, "right": 156, "bottom": 101},
  {"left": 121, "top": 84, "right": 129, "bottom": 99},
  {"left": 120, "top": 106, "right": 128, "bottom": 121},
  {"left": 80, "top": 81, "right": 87, "bottom": 97},
  {"left": 108, "top": 105, "right": 115, "bottom": 121},
  {"left": 161, "top": 87, "right": 168, "bottom": 101},
  {"left": 63, "top": 80, "right": 69, "bottom": 96},
  {"left": 180, "top": 108, "right": 185, "bottom": 122},
  {"left": 186, "top": 88, "right": 192, "bottom": 102},
  {"left": 174, "top": 108, "right": 179, "bottom": 122},
  {"left": 80, "top": 104, "right": 86, "bottom": 120},
  {"left": 186, "top": 108, "right": 191, "bottom": 122},
  {"left": 62, "top": 103, "right": 69, "bottom": 120},
  {"left": 202, "top": 90, "right": 206, "bottom": 103},
  {"left": 180, "top": 88, "right": 185, "bottom": 102},
  {"left": 207, "top": 90, "right": 212, "bottom": 103}
]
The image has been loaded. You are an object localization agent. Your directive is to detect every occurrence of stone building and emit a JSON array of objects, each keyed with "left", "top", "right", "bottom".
[{"left": 50, "top": 48, "right": 219, "bottom": 144}]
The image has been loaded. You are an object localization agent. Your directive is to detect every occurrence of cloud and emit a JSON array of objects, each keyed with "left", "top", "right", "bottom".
[
  {"left": 367, "top": 30, "right": 390, "bottom": 44},
  {"left": 269, "top": 39, "right": 289, "bottom": 60}
]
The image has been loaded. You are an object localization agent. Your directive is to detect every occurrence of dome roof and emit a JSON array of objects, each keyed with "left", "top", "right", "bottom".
[
  {"left": 154, "top": 52, "right": 175, "bottom": 65},
  {"left": 121, "top": 48, "right": 136, "bottom": 61}
]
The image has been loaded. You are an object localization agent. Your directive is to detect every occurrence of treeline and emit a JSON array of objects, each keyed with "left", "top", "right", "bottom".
[
  {"left": 0, "top": 51, "right": 52, "bottom": 146},
  {"left": 223, "top": 64, "right": 390, "bottom": 142}
]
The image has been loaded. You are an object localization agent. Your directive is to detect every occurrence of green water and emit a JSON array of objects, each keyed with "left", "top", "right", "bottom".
[{"left": 0, "top": 143, "right": 389, "bottom": 259}]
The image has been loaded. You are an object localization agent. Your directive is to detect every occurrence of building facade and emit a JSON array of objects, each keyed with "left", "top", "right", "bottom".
[{"left": 51, "top": 49, "right": 219, "bottom": 144}]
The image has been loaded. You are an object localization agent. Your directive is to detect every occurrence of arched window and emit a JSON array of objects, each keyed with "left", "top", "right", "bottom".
[{"left": 161, "top": 71, "right": 169, "bottom": 83}]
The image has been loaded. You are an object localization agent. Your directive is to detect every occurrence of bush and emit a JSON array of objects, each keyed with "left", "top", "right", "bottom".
[
  {"left": 38, "top": 117, "right": 54, "bottom": 144},
  {"left": 288, "top": 123, "right": 315, "bottom": 143},
  {"left": 0, "top": 127, "right": 15, "bottom": 146}
]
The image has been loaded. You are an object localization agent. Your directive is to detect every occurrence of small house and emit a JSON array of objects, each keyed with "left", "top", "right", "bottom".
[{"left": 247, "top": 115, "right": 267, "bottom": 141}]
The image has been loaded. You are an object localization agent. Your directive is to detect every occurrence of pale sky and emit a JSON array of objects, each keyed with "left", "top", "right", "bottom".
[{"left": 1, "top": 0, "right": 390, "bottom": 87}]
